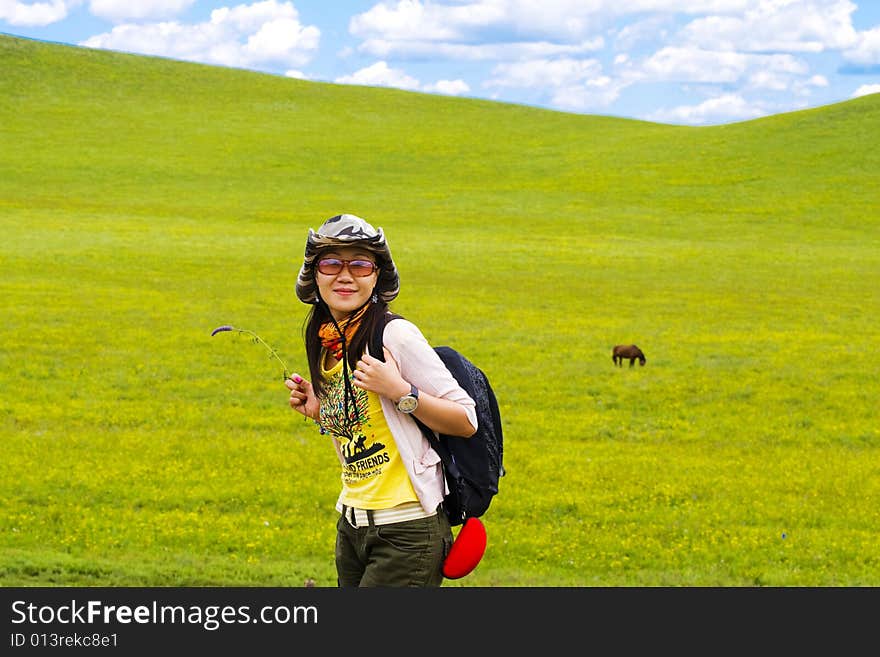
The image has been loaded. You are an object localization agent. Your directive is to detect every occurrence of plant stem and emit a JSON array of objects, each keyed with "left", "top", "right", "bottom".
[{"left": 234, "top": 328, "right": 290, "bottom": 380}]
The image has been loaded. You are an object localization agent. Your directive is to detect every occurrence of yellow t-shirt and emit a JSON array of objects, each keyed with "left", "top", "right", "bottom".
[{"left": 320, "top": 357, "right": 418, "bottom": 510}]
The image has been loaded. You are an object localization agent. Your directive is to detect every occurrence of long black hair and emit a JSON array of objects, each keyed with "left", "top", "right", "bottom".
[{"left": 302, "top": 296, "right": 389, "bottom": 400}]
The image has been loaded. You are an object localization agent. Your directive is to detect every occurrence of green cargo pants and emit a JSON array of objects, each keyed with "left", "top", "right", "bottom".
[{"left": 335, "top": 507, "right": 453, "bottom": 587}]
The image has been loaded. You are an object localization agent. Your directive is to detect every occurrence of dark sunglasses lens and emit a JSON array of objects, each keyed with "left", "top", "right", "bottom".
[
  {"left": 349, "top": 260, "right": 376, "bottom": 276},
  {"left": 317, "top": 258, "right": 343, "bottom": 275}
]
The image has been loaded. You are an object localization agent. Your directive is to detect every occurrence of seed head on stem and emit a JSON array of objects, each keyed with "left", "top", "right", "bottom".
[{"left": 211, "top": 325, "right": 291, "bottom": 380}]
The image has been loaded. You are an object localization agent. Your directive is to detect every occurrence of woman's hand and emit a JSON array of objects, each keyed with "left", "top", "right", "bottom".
[
  {"left": 354, "top": 349, "right": 476, "bottom": 437},
  {"left": 285, "top": 374, "right": 320, "bottom": 420},
  {"left": 352, "top": 350, "right": 410, "bottom": 401}
]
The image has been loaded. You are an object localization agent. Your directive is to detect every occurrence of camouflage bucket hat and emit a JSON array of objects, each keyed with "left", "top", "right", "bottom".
[{"left": 296, "top": 214, "right": 400, "bottom": 304}]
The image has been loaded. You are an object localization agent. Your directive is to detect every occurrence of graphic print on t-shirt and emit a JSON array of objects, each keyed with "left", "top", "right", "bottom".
[
  {"left": 319, "top": 370, "right": 370, "bottom": 443},
  {"left": 320, "top": 368, "right": 390, "bottom": 483},
  {"left": 340, "top": 432, "right": 386, "bottom": 465},
  {"left": 320, "top": 360, "right": 420, "bottom": 507}
]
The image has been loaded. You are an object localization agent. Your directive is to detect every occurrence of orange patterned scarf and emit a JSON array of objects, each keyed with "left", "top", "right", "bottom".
[{"left": 317, "top": 304, "right": 369, "bottom": 361}]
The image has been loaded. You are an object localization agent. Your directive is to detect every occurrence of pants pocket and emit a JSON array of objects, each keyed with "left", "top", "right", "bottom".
[{"left": 376, "top": 519, "right": 431, "bottom": 552}]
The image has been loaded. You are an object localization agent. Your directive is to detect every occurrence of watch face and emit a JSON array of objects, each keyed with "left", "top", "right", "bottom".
[{"left": 396, "top": 395, "right": 418, "bottom": 413}]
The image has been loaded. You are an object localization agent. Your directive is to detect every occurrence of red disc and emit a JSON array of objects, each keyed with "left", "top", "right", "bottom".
[{"left": 442, "top": 517, "right": 487, "bottom": 579}]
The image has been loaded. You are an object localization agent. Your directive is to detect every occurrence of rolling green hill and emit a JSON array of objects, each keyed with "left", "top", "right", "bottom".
[{"left": 1, "top": 33, "right": 878, "bottom": 586}]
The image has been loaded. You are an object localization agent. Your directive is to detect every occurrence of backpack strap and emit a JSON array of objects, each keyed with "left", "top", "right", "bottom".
[
  {"left": 369, "top": 311, "right": 403, "bottom": 363},
  {"left": 369, "top": 311, "right": 466, "bottom": 485}
]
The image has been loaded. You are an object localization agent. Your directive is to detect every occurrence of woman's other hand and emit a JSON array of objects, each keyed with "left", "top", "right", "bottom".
[
  {"left": 351, "top": 350, "right": 410, "bottom": 401},
  {"left": 285, "top": 374, "right": 320, "bottom": 420}
]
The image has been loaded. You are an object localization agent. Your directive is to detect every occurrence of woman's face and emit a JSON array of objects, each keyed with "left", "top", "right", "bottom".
[{"left": 315, "top": 246, "right": 379, "bottom": 320}]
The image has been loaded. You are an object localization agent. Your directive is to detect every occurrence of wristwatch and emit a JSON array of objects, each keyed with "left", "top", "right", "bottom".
[{"left": 395, "top": 384, "right": 419, "bottom": 414}]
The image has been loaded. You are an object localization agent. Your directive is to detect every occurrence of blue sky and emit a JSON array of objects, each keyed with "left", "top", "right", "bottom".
[{"left": 3, "top": 1, "right": 880, "bottom": 125}]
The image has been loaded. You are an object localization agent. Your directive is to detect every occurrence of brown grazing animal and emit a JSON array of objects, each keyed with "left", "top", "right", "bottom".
[{"left": 613, "top": 344, "right": 646, "bottom": 367}]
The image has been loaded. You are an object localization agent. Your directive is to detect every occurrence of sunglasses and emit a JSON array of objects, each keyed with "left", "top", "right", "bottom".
[{"left": 316, "top": 258, "right": 378, "bottom": 277}]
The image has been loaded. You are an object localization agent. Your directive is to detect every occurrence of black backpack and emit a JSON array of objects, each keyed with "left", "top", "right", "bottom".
[{"left": 371, "top": 314, "right": 505, "bottom": 526}]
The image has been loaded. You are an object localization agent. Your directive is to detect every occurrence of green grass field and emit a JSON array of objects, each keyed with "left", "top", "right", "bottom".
[{"left": 1, "top": 33, "right": 878, "bottom": 586}]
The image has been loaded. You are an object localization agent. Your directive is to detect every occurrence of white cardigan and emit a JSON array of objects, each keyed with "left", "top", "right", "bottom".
[{"left": 332, "top": 317, "right": 478, "bottom": 514}]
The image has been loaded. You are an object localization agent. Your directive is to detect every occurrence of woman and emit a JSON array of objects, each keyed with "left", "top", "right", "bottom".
[{"left": 285, "top": 213, "right": 477, "bottom": 587}]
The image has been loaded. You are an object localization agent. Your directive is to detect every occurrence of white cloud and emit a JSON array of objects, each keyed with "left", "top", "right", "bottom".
[
  {"left": 485, "top": 56, "right": 625, "bottom": 110},
  {"left": 88, "top": 0, "right": 194, "bottom": 23},
  {"left": 423, "top": 78, "right": 470, "bottom": 95},
  {"left": 335, "top": 60, "right": 421, "bottom": 90},
  {"left": 745, "top": 61, "right": 824, "bottom": 93},
  {"left": 613, "top": 15, "right": 673, "bottom": 51},
  {"left": 349, "top": 0, "right": 468, "bottom": 41},
  {"left": 747, "top": 69, "right": 793, "bottom": 91},
  {"left": 678, "top": 0, "right": 859, "bottom": 53},
  {"left": 643, "top": 46, "right": 749, "bottom": 82},
  {"left": 614, "top": 1, "right": 750, "bottom": 10},
  {"left": 843, "top": 26, "right": 880, "bottom": 66},
  {"left": 852, "top": 83, "right": 880, "bottom": 97},
  {"left": 649, "top": 93, "right": 767, "bottom": 125},
  {"left": 642, "top": 46, "right": 811, "bottom": 88},
  {"left": 338, "top": 1, "right": 867, "bottom": 120},
  {"left": 284, "top": 68, "right": 307, "bottom": 79},
  {"left": 79, "top": 0, "right": 319, "bottom": 69},
  {"left": 486, "top": 57, "right": 603, "bottom": 89},
  {"left": 348, "top": 1, "right": 758, "bottom": 45},
  {"left": 244, "top": 16, "right": 315, "bottom": 60},
  {"left": 783, "top": 73, "right": 830, "bottom": 97},
  {"left": 358, "top": 37, "right": 603, "bottom": 60},
  {"left": 0, "top": 0, "right": 74, "bottom": 26},
  {"left": 551, "top": 75, "right": 624, "bottom": 111},
  {"left": 334, "top": 60, "right": 469, "bottom": 96},
  {"left": 348, "top": 0, "right": 617, "bottom": 63}
]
